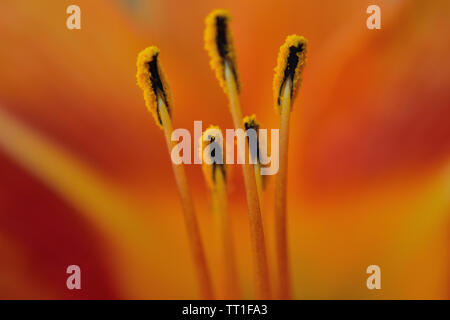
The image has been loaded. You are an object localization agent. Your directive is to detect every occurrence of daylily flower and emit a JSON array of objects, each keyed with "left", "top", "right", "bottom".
[{"left": 0, "top": 0, "right": 448, "bottom": 299}]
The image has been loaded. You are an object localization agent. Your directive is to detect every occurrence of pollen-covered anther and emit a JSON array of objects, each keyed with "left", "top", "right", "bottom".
[
  {"left": 204, "top": 9, "right": 240, "bottom": 94},
  {"left": 243, "top": 114, "right": 260, "bottom": 132},
  {"left": 199, "top": 125, "right": 226, "bottom": 189},
  {"left": 273, "top": 35, "right": 308, "bottom": 112},
  {"left": 136, "top": 46, "right": 173, "bottom": 128},
  {"left": 243, "top": 114, "right": 264, "bottom": 168}
]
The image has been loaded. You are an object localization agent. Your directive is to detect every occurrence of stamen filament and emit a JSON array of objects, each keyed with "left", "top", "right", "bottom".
[
  {"left": 157, "top": 96, "right": 215, "bottom": 299},
  {"left": 273, "top": 34, "right": 307, "bottom": 299},
  {"left": 200, "top": 126, "right": 240, "bottom": 298},
  {"left": 137, "top": 47, "right": 214, "bottom": 299},
  {"left": 211, "top": 163, "right": 240, "bottom": 299},
  {"left": 274, "top": 77, "right": 293, "bottom": 299},
  {"left": 224, "top": 61, "right": 271, "bottom": 299},
  {"left": 254, "top": 163, "right": 263, "bottom": 209}
]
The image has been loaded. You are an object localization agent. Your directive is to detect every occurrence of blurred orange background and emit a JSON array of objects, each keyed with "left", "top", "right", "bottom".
[{"left": 0, "top": 0, "right": 449, "bottom": 299}]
